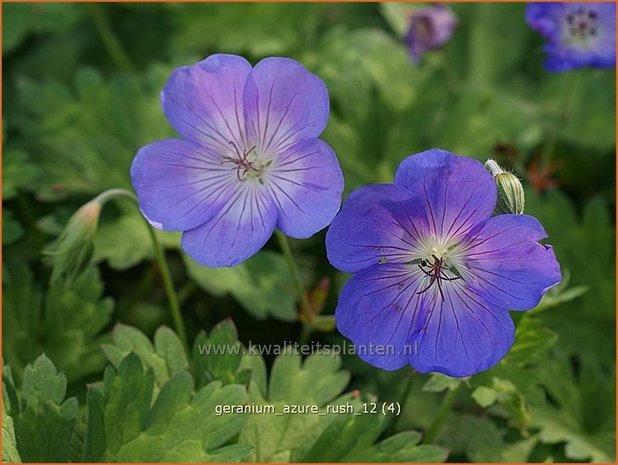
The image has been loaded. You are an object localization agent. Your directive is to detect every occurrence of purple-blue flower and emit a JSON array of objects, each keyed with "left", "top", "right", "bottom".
[
  {"left": 404, "top": 4, "right": 457, "bottom": 63},
  {"left": 326, "top": 149, "right": 561, "bottom": 377},
  {"left": 526, "top": 2, "right": 616, "bottom": 72},
  {"left": 131, "top": 54, "right": 343, "bottom": 267}
]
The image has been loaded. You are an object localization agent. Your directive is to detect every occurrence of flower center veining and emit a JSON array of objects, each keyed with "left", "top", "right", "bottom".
[
  {"left": 222, "top": 141, "right": 272, "bottom": 184},
  {"left": 563, "top": 7, "right": 599, "bottom": 44},
  {"left": 414, "top": 237, "right": 466, "bottom": 301}
]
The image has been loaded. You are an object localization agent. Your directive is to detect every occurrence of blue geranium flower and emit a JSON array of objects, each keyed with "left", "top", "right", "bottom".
[
  {"left": 404, "top": 4, "right": 457, "bottom": 63},
  {"left": 131, "top": 54, "right": 343, "bottom": 267},
  {"left": 326, "top": 149, "right": 561, "bottom": 377},
  {"left": 526, "top": 2, "right": 616, "bottom": 72}
]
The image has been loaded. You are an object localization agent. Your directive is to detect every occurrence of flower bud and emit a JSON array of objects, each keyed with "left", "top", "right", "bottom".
[
  {"left": 484, "top": 159, "right": 525, "bottom": 215},
  {"left": 44, "top": 200, "right": 102, "bottom": 283}
]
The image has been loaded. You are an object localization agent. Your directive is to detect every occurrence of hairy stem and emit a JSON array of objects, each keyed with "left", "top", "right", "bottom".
[{"left": 96, "top": 188, "right": 189, "bottom": 352}]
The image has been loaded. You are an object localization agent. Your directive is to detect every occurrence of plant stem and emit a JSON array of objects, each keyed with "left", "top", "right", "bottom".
[
  {"left": 540, "top": 72, "right": 578, "bottom": 169},
  {"left": 274, "top": 230, "right": 313, "bottom": 326},
  {"left": 423, "top": 383, "right": 460, "bottom": 444},
  {"left": 144, "top": 221, "right": 189, "bottom": 352},
  {"left": 387, "top": 370, "right": 416, "bottom": 435},
  {"left": 88, "top": 4, "right": 135, "bottom": 73},
  {"left": 96, "top": 188, "right": 189, "bottom": 352}
]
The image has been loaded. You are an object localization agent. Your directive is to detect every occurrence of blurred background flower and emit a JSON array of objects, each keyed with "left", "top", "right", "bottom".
[
  {"left": 404, "top": 4, "right": 458, "bottom": 63},
  {"left": 526, "top": 2, "right": 616, "bottom": 72}
]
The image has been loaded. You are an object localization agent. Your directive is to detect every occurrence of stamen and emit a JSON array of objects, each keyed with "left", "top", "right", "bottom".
[{"left": 416, "top": 254, "right": 462, "bottom": 301}]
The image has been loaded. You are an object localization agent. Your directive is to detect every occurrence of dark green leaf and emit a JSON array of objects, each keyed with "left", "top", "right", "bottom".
[
  {"left": 83, "top": 353, "right": 250, "bottom": 462},
  {"left": 4, "top": 355, "right": 78, "bottom": 462},
  {"left": 3, "top": 261, "right": 113, "bottom": 383}
]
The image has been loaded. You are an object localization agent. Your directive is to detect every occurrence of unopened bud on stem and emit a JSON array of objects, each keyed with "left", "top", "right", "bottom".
[
  {"left": 43, "top": 188, "right": 137, "bottom": 284},
  {"left": 484, "top": 159, "right": 525, "bottom": 215}
]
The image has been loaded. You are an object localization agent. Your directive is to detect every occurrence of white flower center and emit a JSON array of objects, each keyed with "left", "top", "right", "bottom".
[
  {"left": 222, "top": 141, "right": 272, "bottom": 185},
  {"left": 562, "top": 7, "right": 600, "bottom": 46}
]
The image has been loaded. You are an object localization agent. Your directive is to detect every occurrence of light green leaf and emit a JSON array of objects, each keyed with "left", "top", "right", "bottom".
[
  {"left": 4, "top": 355, "right": 78, "bottom": 462},
  {"left": 102, "top": 324, "right": 188, "bottom": 390},
  {"left": 238, "top": 350, "right": 446, "bottom": 462},
  {"left": 192, "top": 320, "right": 250, "bottom": 388},
  {"left": 311, "top": 28, "right": 414, "bottom": 117},
  {"left": 13, "top": 66, "right": 172, "bottom": 200},
  {"left": 184, "top": 250, "right": 300, "bottom": 321},
  {"left": 379, "top": 3, "right": 415, "bottom": 37},
  {"left": 238, "top": 351, "right": 349, "bottom": 462},
  {"left": 2, "top": 389, "right": 21, "bottom": 463},
  {"left": 170, "top": 3, "right": 318, "bottom": 57},
  {"left": 422, "top": 373, "right": 463, "bottom": 393},
  {"left": 471, "top": 386, "right": 497, "bottom": 408},
  {"left": 93, "top": 209, "right": 180, "bottom": 270},
  {"left": 83, "top": 353, "right": 250, "bottom": 462},
  {"left": 3, "top": 261, "right": 113, "bottom": 384}
]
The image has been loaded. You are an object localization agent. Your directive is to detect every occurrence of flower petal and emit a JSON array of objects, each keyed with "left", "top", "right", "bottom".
[
  {"left": 408, "top": 282, "right": 515, "bottom": 377},
  {"left": 243, "top": 57, "right": 329, "bottom": 154},
  {"left": 526, "top": 3, "right": 561, "bottom": 37},
  {"left": 161, "top": 54, "right": 252, "bottom": 153},
  {"left": 461, "top": 214, "right": 562, "bottom": 311},
  {"left": 326, "top": 184, "right": 427, "bottom": 273},
  {"left": 181, "top": 184, "right": 277, "bottom": 267},
  {"left": 335, "top": 263, "right": 424, "bottom": 371},
  {"left": 131, "top": 139, "right": 236, "bottom": 231},
  {"left": 394, "top": 149, "right": 496, "bottom": 240},
  {"left": 266, "top": 139, "right": 343, "bottom": 239}
]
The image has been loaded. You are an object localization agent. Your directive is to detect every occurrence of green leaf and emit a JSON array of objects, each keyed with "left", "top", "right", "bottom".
[
  {"left": 505, "top": 316, "right": 558, "bottom": 367},
  {"left": 302, "top": 407, "right": 447, "bottom": 462},
  {"left": 525, "top": 190, "right": 615, "bottom": 363},
  {"left": 312, "top": 28, "right": 415, "bottom": 115},
  {"left": 543, "top": 71, "right": 616, "bottom": 151},
  {"left": 192, "top": 320, "right": 251, "bottom": 388},
  {"left": 468, "top": 315, "right": 559, "bottom": 431},
  {"left": 422, "top": 373, "right": 462, "bottom": 393},
  {"left": 170, "top": 3, "right": 319, "bottom": 57},
  {"left": 379, "top": 3, "right": 414, "bottom": 37},
  {"left": 2, "top": 149, "right": 41, "bottom": 200},
  {"left": 471, "top": 386, "right": 497, "bottom": 408},
  {"left": 3, "top": 210, "right": 24, "bottom": 246},
  {"left": 102, "top": 324, "right": 189, "bottom": 390},
  {"left": 93, "top": 209, "right": 180, "bottom": 270},
  {"left": 531, "top": 357, "right": 615, "bottom": 462},
  {"left": 3, "top": 261, "right": 113, "bottom": 383},
  {"left": 2, "top": 390, "right": 21, "bottom": 463},
  {"left": 184, "top": 250, "right": 300, "bottom": 321},
  {"left": 3, "top": 3, "right": 83, "bottom": 53},
  {"left": 461, "top": 4, "right": 531, "bottom": 85},
  {"left": 447, "top": 415, "right": 537, "bottom": 462},
  {"left": 13, "top": 65, "right": 172, "bottom": 200},
  {"left": 238, "top": 351, "right": 349, "bottom": 462},
  {"left": 238, "top": 349, "right": 447, "bottom": 462},
  {"left": 4, "top": 355, "right": 78, "bottom": 462},
  {"left": 83, "top": 353, "right": 250, "bottom": 462}
]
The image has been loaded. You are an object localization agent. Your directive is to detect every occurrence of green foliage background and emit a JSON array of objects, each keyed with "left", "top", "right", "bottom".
[{"left": 2, "top": 2, "right": 615, "bottom": 463}]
